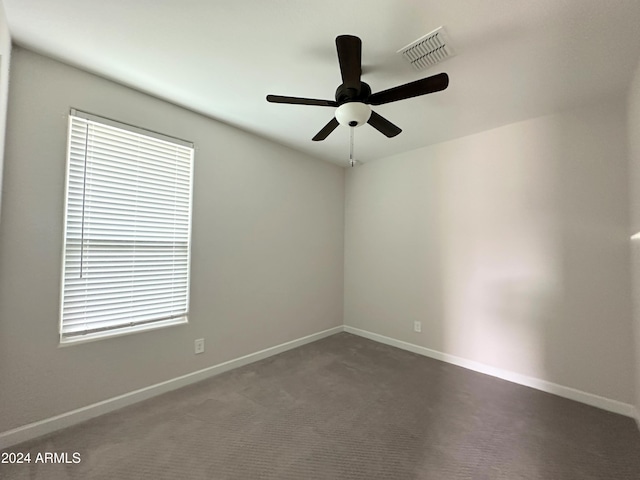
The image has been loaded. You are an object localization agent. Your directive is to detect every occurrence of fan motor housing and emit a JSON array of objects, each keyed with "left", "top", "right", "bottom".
[{"left": 335, "top": 81, "right": 372, "bottom": 105}]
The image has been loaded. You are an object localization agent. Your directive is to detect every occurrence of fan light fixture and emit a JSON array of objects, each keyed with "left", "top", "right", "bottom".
[
  {"left": 266, "top": 34, "right": 450, "bottom": 166},
  {"left": 335, "top": 102, "right": 371, "bottom": 127}
]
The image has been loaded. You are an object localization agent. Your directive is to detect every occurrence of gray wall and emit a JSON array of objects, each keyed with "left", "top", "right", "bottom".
[
  {"left": 0, "top": 47, "right": 345, "bottom": 433},
  {"left": 0, "top": 0, "right": 11, "bottom": 220},
  {"left": 345, "top": 97, "right": 635, "bottom": 404},
  {"left": 629, "top": 58, "right": 640, "bottom": 419}
]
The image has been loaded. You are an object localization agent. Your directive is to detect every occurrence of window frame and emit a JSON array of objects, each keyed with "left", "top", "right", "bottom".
[{"left": 58, "top": 109, "right": 195, "bottom": 345}]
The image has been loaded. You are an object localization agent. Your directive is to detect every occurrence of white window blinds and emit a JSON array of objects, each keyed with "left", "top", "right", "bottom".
[{"left": 60, "top": 111, "right": 194, "bottom": 342}]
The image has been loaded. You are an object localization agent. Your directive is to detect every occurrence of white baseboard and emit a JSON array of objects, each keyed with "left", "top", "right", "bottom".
[
  {"left": 0, "top": 326, "right": 343, "bottom": 450},
  {"left": 344, "top": 326, "right": 636, "bottom": 418}
]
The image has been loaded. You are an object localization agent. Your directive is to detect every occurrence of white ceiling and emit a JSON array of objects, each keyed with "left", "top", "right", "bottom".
[{"left": 4, "top": 0, "right": 640, "bottom": 166}]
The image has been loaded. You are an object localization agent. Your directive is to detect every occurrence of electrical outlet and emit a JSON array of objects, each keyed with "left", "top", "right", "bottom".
[
  {"left": 194, "top": 338, "right": 205, "bottom": 354},
  {"left": 413, "top": 321, "right": 422, "bottom": 333}
]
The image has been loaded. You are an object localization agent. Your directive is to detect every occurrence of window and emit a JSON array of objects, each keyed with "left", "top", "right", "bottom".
[{"left": 59, "top": 110, "right": 194, "bottom": 343}]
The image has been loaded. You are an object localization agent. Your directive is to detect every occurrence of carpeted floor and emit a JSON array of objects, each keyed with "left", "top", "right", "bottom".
[{"left": 2, "top": 332, "right": 640, "bottom": 479}]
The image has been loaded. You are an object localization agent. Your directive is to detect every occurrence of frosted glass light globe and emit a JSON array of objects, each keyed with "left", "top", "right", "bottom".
[{"left": 335, "top": 102, "right": 371, "bottom": 127}]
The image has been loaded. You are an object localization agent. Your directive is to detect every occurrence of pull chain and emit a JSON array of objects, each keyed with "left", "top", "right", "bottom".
[{"left": 349, "top": 126, "right": 355, "bottom": 167}]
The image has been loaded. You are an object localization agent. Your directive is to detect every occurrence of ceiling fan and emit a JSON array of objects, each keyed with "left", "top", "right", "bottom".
[{"left": 266, "top": 35, "right": 449, "bottom": 142}]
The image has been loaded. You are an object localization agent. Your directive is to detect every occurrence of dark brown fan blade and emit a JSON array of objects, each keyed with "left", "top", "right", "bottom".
[
  {"left": 336, "top": 35, "right": 362, "bottom": 91},
  {"left": 312, "top": 118, "right": 340, "bottom": 141},
  {"left": 368, "top": 73, "right": 449, "bottom": 106},
  {"left": 367, "top": 111, "right": 402, "bottom": 138},
  {"left": 267, "top": 95, "right": 337, "bottom": 107}
]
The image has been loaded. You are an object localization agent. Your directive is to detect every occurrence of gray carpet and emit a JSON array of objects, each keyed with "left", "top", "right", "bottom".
[{"left": 1, "top": 332, "right": 640, "bottom": 479}]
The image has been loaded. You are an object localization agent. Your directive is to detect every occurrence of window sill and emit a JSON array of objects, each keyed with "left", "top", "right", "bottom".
[{"left": 58, "top": 316, "right": 189, "bottom": 347}]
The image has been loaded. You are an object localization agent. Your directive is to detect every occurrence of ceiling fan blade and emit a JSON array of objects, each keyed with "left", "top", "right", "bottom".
[
  {"left": 266, "top": 95, "right": 337, "bottom": 107},
  {"left": 368, "top": 72, "right": 449, "bottom": 106},
  {"left": 312, "top": 118, "right": 340, "bottom": 141},
  {"left": 367, "top": 111, "right": 402, "bottom": 138},
  {"left": 336, "top": 35, "right": 362, "bottom": 91}
]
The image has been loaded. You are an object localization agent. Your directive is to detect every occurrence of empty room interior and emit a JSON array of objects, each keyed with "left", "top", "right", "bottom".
[{"left": 1, "top": 1, "right": 640, "bottom": 478}]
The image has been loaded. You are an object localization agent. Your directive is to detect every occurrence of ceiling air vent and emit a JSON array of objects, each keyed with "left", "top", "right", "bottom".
[{"left": 398, "top": 27, "right": 455, "bottom": 71}]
